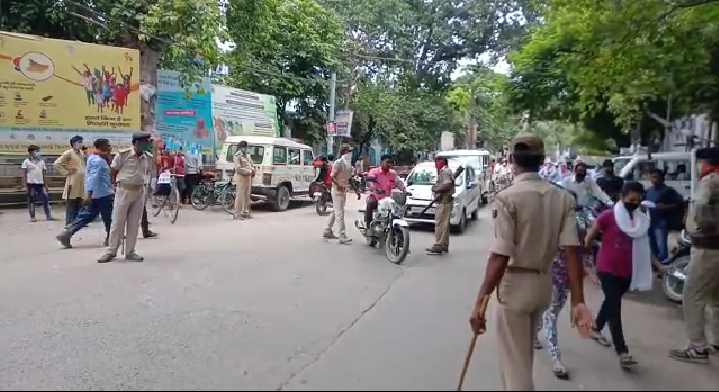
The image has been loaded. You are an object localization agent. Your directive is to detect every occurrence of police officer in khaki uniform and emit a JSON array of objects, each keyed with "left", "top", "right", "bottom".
[
  {"left": 233, "top": 140, "right": 255, "bottom": 220},
  {"left": 468, "top": 134, "right": 593, "bottom": 391},
  {"left": 669, "top": 147, "right": 719, "bottom": 363},
  {"left": 98, "top": 133, "right": 153, "bottom": 263},
  {"left": 426, "top": 157, "right": 454, "bottom": 255}
]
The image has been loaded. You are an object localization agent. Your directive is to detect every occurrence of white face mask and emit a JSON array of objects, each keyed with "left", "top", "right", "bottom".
[
  {"left": 72, "top": 142, "right": 83, "bottom": 150},
  {"left": 342, "top": 153, "right": 352, "bottom": 161}
]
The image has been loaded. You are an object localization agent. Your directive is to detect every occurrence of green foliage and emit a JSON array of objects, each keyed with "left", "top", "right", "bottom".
[
  {"left": 224, "top": 0, "right": 344, "bottom": 145},
  {"left": 509, "top": 0, "right": 719, "bottom": 146}
]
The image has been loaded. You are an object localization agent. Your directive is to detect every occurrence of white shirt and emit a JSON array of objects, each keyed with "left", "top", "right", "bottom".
[
  {"left": 21, "top": 158, "right": 46, "bottom": 184},
  {"left": 562, "top": 174, "right": 613, "bottom": 206}
]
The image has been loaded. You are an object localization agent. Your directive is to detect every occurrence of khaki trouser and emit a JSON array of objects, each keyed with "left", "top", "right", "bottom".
[
  {"left": 683, "top": 247, "right": 719, "bottom": 348},
  {"left": 326, "top": 191, "right": 347, "bottom": 237},
  {"left": 496, "top": 272, "right": 552, "bottom": 391},
  {"left": 107, "top": 185, "right": 145, "bottom": 255},
  {"left": 433, "top": 202, "right": 451, "bottom": 249},
  {"left": 234, "top": 174, "right": 252, "bottom": 216}
]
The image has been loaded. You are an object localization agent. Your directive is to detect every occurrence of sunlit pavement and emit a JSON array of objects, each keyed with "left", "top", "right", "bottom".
[{"left": 0, "top": 199, "right": 716, "bottom": 390}]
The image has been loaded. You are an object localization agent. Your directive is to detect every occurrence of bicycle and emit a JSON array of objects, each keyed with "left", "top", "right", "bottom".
[
  {"left": 190, "top": 174, "right": 235, "bottom": 212},
  {"left": 151, "top": 171, "right": 181, "bottom": 224}
]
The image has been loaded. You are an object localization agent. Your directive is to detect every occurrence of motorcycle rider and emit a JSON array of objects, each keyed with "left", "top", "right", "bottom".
[
  {"left": 669, "top": 147, "right": 719, "bottom": 364},
  {"left": 562, "top": 158, "right": 613, "bottom": 207},
  {"left": 312, "top": 155, "right": 334, "bottom": 195},
  {"left": 595, "top": 159, "right": 624, "bottom": 202},
  {"left": 365, "top": 154, "right": 406, "bottom": 229}
]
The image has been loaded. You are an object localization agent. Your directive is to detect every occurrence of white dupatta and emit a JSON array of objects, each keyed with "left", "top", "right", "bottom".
[{"left": 612, "top": 201, "right": 654, "bottom": 291}]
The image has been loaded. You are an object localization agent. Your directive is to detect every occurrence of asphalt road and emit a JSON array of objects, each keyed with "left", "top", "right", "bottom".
[{"left": 0, "top": 198, "right": 717, "bottom": 391}]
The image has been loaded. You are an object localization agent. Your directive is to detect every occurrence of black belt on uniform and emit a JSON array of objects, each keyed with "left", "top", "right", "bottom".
[
  {"left": 691, "top": 236, "right": 719, "bottom": 250},
  {"left": 506, "top": 265, "right": 545, "bottom": 274}
]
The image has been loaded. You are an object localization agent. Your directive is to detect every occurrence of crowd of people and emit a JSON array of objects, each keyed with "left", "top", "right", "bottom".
[{"left": 16, "top": 133, "right": 719, "bottom": 390}]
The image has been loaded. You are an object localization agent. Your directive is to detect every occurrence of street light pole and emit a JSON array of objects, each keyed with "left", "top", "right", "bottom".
[{"left": 328, "top": 72, "right": 337, "bottom": 156}]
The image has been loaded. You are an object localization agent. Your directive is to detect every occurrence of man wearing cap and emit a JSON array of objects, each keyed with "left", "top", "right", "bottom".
[
  {"left": 468, "top": 134, "right": 592, "bottom": 391},
  {"left": 233, "top": 140, "right": 255, "bottom": 220},
  {"left": 669, "top": 147, "right": 719, "bottom": 364},
  {"left": 54, "top": 135, "right": 87, "bottom": 226},
  {"left": 323, "top": 144, "right": 353, "bottom": 244},
  {"left": 98, "top": 132, "right": 153, "bottom": 263},
  {"left": 426, "top": 156, "right": 454, "bottom": 255}
]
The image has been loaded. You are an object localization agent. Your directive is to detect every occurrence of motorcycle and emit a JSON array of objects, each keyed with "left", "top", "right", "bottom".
[
  {"left": 661, "top": 230, "right": 692, "bottom": 303},
  {"left": 354, "top": 178, "right": 411, "bottom": 265},
  {"left": 312, "top": 182, "right": 332, "bottom": 216}
]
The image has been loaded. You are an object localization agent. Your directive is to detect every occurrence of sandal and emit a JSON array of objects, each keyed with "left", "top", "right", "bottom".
[{"left": 590, "top": 329, "right": 612, "bottom": 347}]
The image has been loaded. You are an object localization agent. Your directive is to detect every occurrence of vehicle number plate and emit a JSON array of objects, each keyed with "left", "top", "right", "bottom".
[{"left": 412, "top": 207, "right": 434, "bottom": 215}]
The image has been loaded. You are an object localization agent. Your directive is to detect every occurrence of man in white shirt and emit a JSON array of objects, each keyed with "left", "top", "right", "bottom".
[
  {"left": 20, "top": 145, "right": 55, "bottom": 222},
  {"left": 562, "top": 159, "right": 613, "bottom": 206}
]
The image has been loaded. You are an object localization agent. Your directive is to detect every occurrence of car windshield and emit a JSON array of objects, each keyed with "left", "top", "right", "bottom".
[{"left": 407, "top": 166, "right": 463, "bottom": 186}]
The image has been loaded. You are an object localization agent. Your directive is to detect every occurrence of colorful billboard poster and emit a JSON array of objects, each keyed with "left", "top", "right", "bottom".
[
  {"left": 0, "top": 130, "right": 132, "bottom": 155},
  {"left": 211, "top": 84, "right": 279, "bottom": 147},
  {"left": 155, "top": 69, "right": 214, "bottom": 156},
  {"left": 333, "top": 110, "right": 353, "bottom": 138},
  {"left": 0, "top": 31, "right": 141, "bottom": 155}
]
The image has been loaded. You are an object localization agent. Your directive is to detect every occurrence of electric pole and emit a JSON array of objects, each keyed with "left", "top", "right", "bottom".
[{"left": 328, "top": 72, "right": 336, "bottom": 156}]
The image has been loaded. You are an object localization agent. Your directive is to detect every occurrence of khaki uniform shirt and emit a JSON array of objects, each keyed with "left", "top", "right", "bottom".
[
  {"left": 54, "top": 148, "right": 86, "bottom": 199},
  {"left": 491, "top": 173, "right": 579, "bottom": 309},
  {"left": 331, "top": 158, "right": 351, "bottom": 193},
  {"left": 112, "top": 148, "right": 151, "bottom": 186},
  {"left": 233, "top": 151, "right": 254, "bottom": 177},
  {"left": 435, "top": 166, "right": 454, "bottom": 204},
  {"left": 491, "top": 172, "right": 579, "bottom": 268},
  {"left": 686, "top": 172, "right": 719, "bottom": 239}
]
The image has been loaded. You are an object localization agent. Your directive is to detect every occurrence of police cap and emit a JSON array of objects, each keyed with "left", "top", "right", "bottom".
[
  {"left": 132, "top": 132, "right": 152, "bottom": 142},
  {"left": 510, "top": 133, "right": 544, "bottom": 156}
]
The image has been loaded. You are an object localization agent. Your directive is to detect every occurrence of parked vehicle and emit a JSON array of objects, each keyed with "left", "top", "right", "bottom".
[
  {"left": 661, "top": 230, "right": 692, "bottom": 303},
  {"left": 312, "top": 182, "right": 332, "bottom": 215},
  {"left": 403, "top": 160, "right": 481, "bottom": 233},
  {"left": 354, "top": 183, "right": 411, "bottom": 265},
  {"left": 190, "top": 174, "right": 235, "bottom": 212},
  {"left": 435, "top": 149, "right": 492, "bottom": 204},
  {"left": 215, "top": 136, "right": 315, "bottom": 211}
]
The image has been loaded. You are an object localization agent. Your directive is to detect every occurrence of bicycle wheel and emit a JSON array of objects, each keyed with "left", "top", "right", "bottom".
[
  {"left": 221, "top": 187, "right": 237, "bottom": 215},
  {"left": 169, "top": 186, "right": 180, "bottom": 224},
  {"left": 191, "top": 184, "right": 211, "bottom": 211},
  {"left": 152, "top": 195, "right": 165, "bottom": 217}
]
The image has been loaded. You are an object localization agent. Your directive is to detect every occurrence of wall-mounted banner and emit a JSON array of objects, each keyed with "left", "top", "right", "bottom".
[
  {"left": 0, "top": 31, "right": 140, "bottom": 154},
  {"left": 211, "top": 85, "right": 279, "bottom": 148},
  {"left": 334, "top": 110, "right": 353, "bottom": 138},
  {"left": 155, "top": 69, "right": 214, "bottom": 156}
]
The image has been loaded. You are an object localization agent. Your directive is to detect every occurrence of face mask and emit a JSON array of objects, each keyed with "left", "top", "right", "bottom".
[
  {"left": 342, "top": 153, "right": 352, "bottom": 161},
  {"left": 575, "top": 173, "right": 586, "bottom": 182},
  {"left": 72, "top": 142, "right": 83, "bottom": 150},
  {"left": 623, "top": 201, "right": 639, "bottom": 211},
  {"left": 31, "top": 151, "right": 40, "bottom": 158}
]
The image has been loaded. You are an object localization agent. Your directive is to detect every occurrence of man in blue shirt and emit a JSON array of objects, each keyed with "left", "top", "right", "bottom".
[
  {"left": 645, "top": 168, "right": 683, "bottom": 263},
  {"left": 56, "top": 138, "right": 114, "bottom": 248}
]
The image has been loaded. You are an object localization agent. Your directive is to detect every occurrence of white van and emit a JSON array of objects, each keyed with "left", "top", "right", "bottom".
[
  {"left": 403, "top": 160, "right": 482, "bottom": 233},
  {"left": 435, "top": 149, "right": 492, "bottom": 203},
  {"left": 216, "top": 136, "right": 315, "bottom": 211},
  {"left": 614, "top": 151, "right": 693, "bottom": 199}
]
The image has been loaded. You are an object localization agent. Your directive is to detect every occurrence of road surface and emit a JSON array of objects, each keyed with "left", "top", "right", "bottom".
[{"left": 0, "top": 198, "right": 716, "bottom": 390}]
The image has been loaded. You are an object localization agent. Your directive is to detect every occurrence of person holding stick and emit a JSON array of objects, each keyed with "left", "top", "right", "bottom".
[{"left": 468, "top": 134, "right": 593, "bottom": 391}]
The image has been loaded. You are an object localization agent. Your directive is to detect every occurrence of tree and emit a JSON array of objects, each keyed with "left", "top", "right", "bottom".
[
  {"left": 2, "top": 0, "right": 225, "bottom": 131},
  {"left": 224, "top": 0, "right": 344, "bottom": 145},
  {"left": 510, "top": 0, "right": 719, "bottom": 147}
]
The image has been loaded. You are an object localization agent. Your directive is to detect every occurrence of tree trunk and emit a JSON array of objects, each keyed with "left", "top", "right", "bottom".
[{"left": 139, "top": 47, "right": 161, "bottom": 134}]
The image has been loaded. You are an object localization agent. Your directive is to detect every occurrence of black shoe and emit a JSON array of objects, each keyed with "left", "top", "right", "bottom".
[{"left": 143, "top": 230, "right": 158, "bottom": 239}]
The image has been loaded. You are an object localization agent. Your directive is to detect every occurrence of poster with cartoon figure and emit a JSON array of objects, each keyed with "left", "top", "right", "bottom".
[{"left": 0, "top": 31, "right": 140, "bottom": 155}]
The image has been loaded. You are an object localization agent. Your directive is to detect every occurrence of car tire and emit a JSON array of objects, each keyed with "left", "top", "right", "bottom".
[
  {"left": 272, "top": 185, "right": 291, "bottom": 211},
  {"left": 471, "top": 201, "right": 479, "bottom": 220},
  {"left": 452, "top": 209, "right": 467, "bottom": 234}
]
